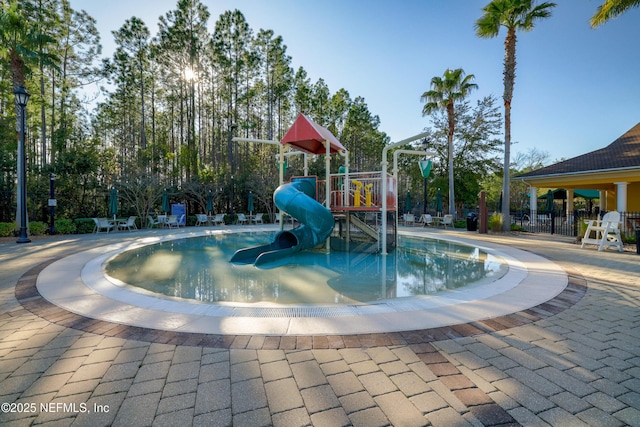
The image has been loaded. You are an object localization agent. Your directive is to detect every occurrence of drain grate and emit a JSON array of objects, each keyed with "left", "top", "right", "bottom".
[{"left": 231, "top": 305, "right": 360, "bottom": 318}]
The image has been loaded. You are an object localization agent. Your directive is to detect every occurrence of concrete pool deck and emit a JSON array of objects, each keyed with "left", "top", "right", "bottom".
[
  {"left": 2, "top": 225, "right": 640, "bottom": 426},
  {"left": 35, "top": 226, "right": 566, "bottom": 336}
]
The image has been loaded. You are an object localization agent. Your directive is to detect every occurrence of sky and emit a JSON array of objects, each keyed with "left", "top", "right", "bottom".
[{"left": 68, "top": 0, "right": 640, "bottom": 164}]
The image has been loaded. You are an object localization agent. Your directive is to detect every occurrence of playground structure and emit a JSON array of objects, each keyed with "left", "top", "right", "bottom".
[{"left": 232, "top": 113, "right": 431, "bottom": 264}]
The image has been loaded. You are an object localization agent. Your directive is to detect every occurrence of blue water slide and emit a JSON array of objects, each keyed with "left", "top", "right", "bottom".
[{"left": 230, "top": 179, "right": 334, "bottom": 266}]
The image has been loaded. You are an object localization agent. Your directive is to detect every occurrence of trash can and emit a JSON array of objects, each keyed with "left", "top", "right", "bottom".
[{"left": 466, "top": 212, "right": 478, "bottom": 231}]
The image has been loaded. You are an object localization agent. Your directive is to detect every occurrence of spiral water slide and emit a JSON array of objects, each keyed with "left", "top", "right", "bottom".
[{"left": 230, "top": 179, "right": 334, "bottom": 266}]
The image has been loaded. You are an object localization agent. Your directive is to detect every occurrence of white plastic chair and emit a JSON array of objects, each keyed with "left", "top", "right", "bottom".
[
  {"left": 236, "top": 213, "right": 248, "bottom": 225},
  {"left": 166, "top": 215, "right": 179, "bottom": 228},
  {"left": 195, "top": 214, "right": 208, "bottom": 226},
  {"left": 581, "top": 211, "right": 623, "bottom": 252},
  {"left": 251, "top": 213, "right": 264, "bottom": 224},
  {"left": 441, "top": 214, "right": 454, "bottom": 228},
  {"left": 419, "top": 214, "right": 433, "bottom": 227},
  {"left": 210, "top": 214, "right": 225, "bottom": 225},
  {"left": 147, "top": 215, "right": 162, "bottom": 229},
  {"left": 118, "top": 216, "right": 138, "bottom": 232},
  {"left": 93, "top": 218, "right": 115, "bottom": 233},
  {"left": 403, "top": 213, "right": 415, "bottom": 226}
]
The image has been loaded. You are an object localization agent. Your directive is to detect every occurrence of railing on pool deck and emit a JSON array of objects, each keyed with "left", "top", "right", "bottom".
[
  {"left": 325, "top": 171, "right": 397, "bottom": 211},
  {"left": 512, "top": 209, "right": 640, "bottom": 239}
]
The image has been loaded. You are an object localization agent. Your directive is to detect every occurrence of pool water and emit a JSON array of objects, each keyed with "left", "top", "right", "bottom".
[{"left": 105, "top": 232, "right": 506, "bottom": 305}]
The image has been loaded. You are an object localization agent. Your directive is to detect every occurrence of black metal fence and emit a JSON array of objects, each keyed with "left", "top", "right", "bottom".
[{"left": 512, "top": 209, "right": 640, "bottom": 240}]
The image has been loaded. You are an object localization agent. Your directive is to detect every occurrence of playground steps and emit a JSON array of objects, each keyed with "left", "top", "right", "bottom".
[{"left": 348, "top": 213, "right": 380, "bottom": 241}]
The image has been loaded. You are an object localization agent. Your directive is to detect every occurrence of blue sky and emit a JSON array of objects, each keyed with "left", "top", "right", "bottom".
[{"left": 70, "top": 0, "right": 640, "bottom": 163}]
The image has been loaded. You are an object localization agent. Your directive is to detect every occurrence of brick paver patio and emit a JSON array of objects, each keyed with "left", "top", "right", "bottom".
[{"left": 1, "top": 227, "right": 639, "bottom": 426}]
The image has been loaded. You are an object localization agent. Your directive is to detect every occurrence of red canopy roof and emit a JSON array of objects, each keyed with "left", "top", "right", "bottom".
[{"left": 281, "top": 113, "right": 346, "bottom": 154}]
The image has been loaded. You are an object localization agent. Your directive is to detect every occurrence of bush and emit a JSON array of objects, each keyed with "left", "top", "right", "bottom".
[
  {"left": 0, "top": 222, "right": 14, "bottom": 237},
  {"left": 510, "top": 223, "right": 526, "bottom": 232},
  {"left": 55, "top": 219, "right": 76, "bottom": 234},
  {"left": 488, "top": 213, "right": 503, "bottom": 232},
  {"left": 29, "top": 221, "right": 48, "bottom": 235},
  {"left": 74, "top": 218, "right": 96, "bottom": 234}
]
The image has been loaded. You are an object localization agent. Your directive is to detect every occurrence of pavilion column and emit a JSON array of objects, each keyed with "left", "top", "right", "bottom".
[
  {"left": 529, "top": 185, "right": 537, "bottom": 216},
  {"left": 566, "top": 189, "right": 574, "bottom": 218},
  {"left": 599, "top": 190, "right": 605, "bottom": 212},
  {"left": 614, "top": 182, "right": 628, "bottom": 212}
]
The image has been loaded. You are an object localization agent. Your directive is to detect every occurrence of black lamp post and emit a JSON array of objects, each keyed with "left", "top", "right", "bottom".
[
  {"left": 49, "top": 173, "right": 57, "bottom": 235},
  {"left": 14, "top": 85, "right": 31, "bottom": 244}
]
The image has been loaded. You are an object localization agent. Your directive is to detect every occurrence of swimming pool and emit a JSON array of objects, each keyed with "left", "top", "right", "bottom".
[
  {"left": 35, "top": 227, "right": 568, "bottom": 335},
  {"left": 105, "top": 232, "right": 507, "bottom": 305}
]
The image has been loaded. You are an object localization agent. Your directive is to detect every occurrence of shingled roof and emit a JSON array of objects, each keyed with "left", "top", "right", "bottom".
[{"left": 519, "top": 122, "right": 640, "bottom": 179}]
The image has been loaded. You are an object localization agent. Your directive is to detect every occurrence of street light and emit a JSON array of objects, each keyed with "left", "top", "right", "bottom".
[
  {"left": 49, "top": 173, "right": 57, "bottom": 235},
  {"left": 14, "top": 85, "right": 31, "bottom": 244}
]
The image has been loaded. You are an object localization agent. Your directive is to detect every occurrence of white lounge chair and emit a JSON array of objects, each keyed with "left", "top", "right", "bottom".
[
  {"left": 210, "top": 214, "right": 225, "bottom": 225},
  {"left": 236, "top": 213, "right": 248, "bottom": 225},
  {"left": 441, "top": 214, "right": 454, "bottom": 228},
  {"left": 166, "top": 215, "right": 179, "bottom": 228},
  {"left": 419, "top": 214, "right": 433, "bottom": 227},
  {"left": 118, "top": 216, "right": 138, "bottom": 232},
  {"left": 403, "top": 213, "right": 415, "bottom": 226},
  {"left": 93, "top": 217, "right": 115, "bottom": 233},
  {"left": 147, "top": 215, "right": 162, "bottom": 229},
  {"left": 195, "top": 214, "right": 208, "bottom": 226},
  {"left": 581, "top": 211, "right": 623, "bottom": 252},
  {"left": 251, "top": 213, "right": 264, "bottom": 224}
]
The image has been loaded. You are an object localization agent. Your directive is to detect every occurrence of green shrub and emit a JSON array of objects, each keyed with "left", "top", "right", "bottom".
[
  {"left": 510, "top": 223, "right": 526, "bottom": 232},
  {"left": 488, "top": 213, "right": 503, "bottom": 232},
  {"left": 29, "top": 221, "right": 48, "bottom": 235},
  {"left": 74, "top": 218, "right": 96, "bottom": 234},
  {"left": 0, "top": 222, "right": 14, "bottom": 237},
  {"left": 55, "top": 219, "right": 76, "bottom": 234}
]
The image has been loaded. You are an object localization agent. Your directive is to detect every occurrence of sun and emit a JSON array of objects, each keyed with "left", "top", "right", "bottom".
[{"left": 183, "top": 67, "right": 196, "bottom": 81}]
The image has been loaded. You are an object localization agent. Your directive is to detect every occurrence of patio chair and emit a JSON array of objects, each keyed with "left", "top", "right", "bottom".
[
  {"left": 251, "top": 213, "right": 264, "bottom": 224},
  {"left": 403, "top": 213, "right": 415, "bottom": 226},
  {"left": 195, "top": 214, "right": 208, "bottom": 226},
  {"left": 210, "top": 214, "right": 225, "bottom": 225},
  {"left": 177, "top": 214, "right": 186, "bottom": 227},
  {"left": 441, "top": 214, "right": 454, "bottom": 228},
  {"left": 581, "top": 211, "right": 623, "bottom": 252},
  {"left": 166, "top": 215, "right": 179, "bottom": 228},
  {"left": 157, "top": 214, "right": 167, "bottom": 228},
  {"left": 275, "top": 212, "right": 293, "bottom": 224},
  {"left": 93, "top": 217, "right": 115, "bottom": 233},
  {"left": 418, "top": 214, "right": 433, "bottom": 227},
  {"left": 147, "top": 215, "right": 162, "bottom": 229},
  {"left": 118, "top": 216, "right": 138, "bottom": 232},
  {"left": 236, "top": 213, "right": 248, "bottom": 225}
]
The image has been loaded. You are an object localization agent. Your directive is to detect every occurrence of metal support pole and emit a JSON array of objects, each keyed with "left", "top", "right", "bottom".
[{"left": 380, "top": 132, "right": 429, "bottom": 255}]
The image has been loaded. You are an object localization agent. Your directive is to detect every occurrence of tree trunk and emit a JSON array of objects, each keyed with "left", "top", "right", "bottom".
[{"left": 502, "top": 28, "right": 517, "bottom": 231}]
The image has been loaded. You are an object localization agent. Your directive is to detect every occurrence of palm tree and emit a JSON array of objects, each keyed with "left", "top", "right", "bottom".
[
  {"left": 591, "top": 0, "right": 640, "bottom": 27},
  {"left": 421, "top": 68, "right": 478, "bottom": 218},
  {"left": 475, "top": 0, "right": 556, "bottom": 231}
]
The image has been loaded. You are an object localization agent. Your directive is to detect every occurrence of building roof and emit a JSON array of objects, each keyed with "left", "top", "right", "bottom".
[
  {"left": 281, "top": 113, "right": 346, "bottom": 154},
  {"left": 518, "top": 122, "right": 640, "bottom": 180}
]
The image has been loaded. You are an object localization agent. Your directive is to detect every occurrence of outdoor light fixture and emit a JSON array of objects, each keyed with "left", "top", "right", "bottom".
[{"left": 14, "top": 85, "right": 31, "bottom": 244}]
